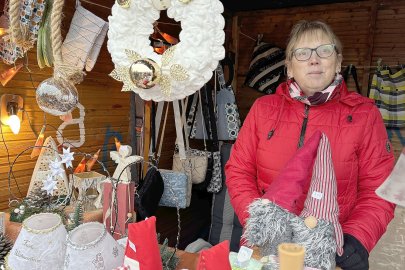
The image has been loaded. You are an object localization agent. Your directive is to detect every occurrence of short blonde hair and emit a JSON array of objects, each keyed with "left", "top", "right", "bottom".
[{"left": 286, "top": 20, "right": 342, "bottom": 61}]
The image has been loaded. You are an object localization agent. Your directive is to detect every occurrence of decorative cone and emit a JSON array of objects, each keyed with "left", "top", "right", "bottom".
[
  {"left": 27, "top": 136, "right": 69, "bottom": 196},
  {"left": 0, "top": 233, "right": 13, "bottom": 264},
  {"left": 376, "top": 147, "right": 405, "bottom": 207}
]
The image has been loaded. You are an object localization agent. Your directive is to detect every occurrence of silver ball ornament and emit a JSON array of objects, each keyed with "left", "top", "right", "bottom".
[
  {"left": 36, "top": 77, "right": 79, "bottom": 116},
  {"left": 129, "top": 59, "right": 161, "bottom": 89}
]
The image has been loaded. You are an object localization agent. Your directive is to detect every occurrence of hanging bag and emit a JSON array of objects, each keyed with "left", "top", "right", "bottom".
[
  {"left": 216, "top": 64, "right": 241, "bottom": 140},
  {"left": 244, "top": 37, "right": 285, "bottom": 94},
  {"left": 135, "top": 102, "right": 165, "bottom": 220},
  {"left": 369, "top": 67, "right": 405, "bottom": 128},
  {"left": 172, "top": 98, "right": 209, "bottom": 184}
]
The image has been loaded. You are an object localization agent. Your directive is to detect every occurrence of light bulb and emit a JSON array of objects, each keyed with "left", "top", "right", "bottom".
[{"left": 7, "top": 114, "right": 20, "bottom": 134}]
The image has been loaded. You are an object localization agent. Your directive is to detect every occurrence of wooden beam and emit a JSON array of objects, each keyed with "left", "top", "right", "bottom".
[{"left": 231, "top": 15, "right": 240, "bottom": 93}]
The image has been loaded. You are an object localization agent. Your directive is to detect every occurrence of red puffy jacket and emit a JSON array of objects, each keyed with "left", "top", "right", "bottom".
[{"left": 225, "top": 81, "right": 395, "bottom": 252}]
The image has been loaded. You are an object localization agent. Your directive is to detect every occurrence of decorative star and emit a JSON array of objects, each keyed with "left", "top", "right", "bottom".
[
  {"left": 42, "top": 174, "right": 58, "bottom": 195},
  {"left": 109, "top": 47, "right": 189, "bottom": 97},
  {"left": 49, "top": 158, "right": 65, "bottom": 178},
  {"left": 60, "top": 147, "right": 75, "bottom": 168}
]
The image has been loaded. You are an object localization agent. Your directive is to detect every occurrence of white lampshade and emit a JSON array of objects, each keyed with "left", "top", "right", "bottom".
[
  {"left": 5, "top": 213, "right": 67, "bottom": 269},
  {"left": 64, "top": 222, "right": 124, "bottom": 269}
]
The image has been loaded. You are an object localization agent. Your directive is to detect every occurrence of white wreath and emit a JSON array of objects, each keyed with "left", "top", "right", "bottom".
[{"left": 107, "top": 0, "right": 225, "bottom": 101}]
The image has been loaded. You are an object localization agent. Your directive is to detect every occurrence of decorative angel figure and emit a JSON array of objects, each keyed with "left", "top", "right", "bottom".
[{"left": 110, "top": 145, "right": 143, "bottom": 183}]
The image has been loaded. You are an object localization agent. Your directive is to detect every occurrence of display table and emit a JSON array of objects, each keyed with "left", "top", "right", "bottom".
[{"left": 174, "top": 247, "right": 342, "bottom": 270}]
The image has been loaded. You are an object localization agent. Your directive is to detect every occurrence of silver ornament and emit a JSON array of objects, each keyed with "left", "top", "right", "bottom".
[
  {"left": 36, "top": 77, "right": 79, "bottom": 116},
  {"left": 129, "top": 59, "right": 161, "bottom": 89}
]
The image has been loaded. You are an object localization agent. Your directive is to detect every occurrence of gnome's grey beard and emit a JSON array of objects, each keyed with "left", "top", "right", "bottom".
[
  {"left": 243, "top": 199, "right": 294, "bottom": 256},
  {"left": 290, "top": 216, "right": 337, "bottom": 270}
]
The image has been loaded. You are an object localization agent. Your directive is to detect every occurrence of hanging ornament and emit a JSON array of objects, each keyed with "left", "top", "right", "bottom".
[
  {"left": 110, "top": 47, "right": 189, "bottom": 97},
  {"left": 35, "top": 0, "right": 83, "bottom": 116},
  {"left": 129, "top": 58, "right": 161, "bottom": 89},
  {"left": 36, "top": 76, "right": 79, "bottom": 116}
]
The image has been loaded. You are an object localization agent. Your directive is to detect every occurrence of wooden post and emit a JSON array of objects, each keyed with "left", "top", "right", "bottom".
[
  {"left": 361, "top": 1, "right": 378, "bottom": 96},
  {"left": 143, "top": 101, "right": 152, "bottom": 176},
  {"left": 231, "top": 15, "right": 240, "bottom": 94}
]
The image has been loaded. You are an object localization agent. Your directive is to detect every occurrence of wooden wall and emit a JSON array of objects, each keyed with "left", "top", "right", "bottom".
[
  {"left": 0, "top": 0, "right": 128, "bottom": 210},
  {"left": 231, "top": 0, "right": 405, "bottom": 158}
]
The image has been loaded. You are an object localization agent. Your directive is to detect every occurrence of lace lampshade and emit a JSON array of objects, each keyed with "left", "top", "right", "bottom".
[
  {"left": 5, "top": 213, "right": 67, "bottom": 269},
  {"left": 64, "top": 222, "right": 124, "bottom": 269}
]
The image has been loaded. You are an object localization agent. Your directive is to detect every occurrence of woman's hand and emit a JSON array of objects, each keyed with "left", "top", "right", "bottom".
[{"left": 335, "top": 234, "right": 369, "bottom": 270}]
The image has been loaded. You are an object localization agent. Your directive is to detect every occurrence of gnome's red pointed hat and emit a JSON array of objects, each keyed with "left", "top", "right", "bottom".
[
  {"left": 300, "top": 133, "right": 344, "bottom": 256},
  {"left": 263, "top": 131, "right": 322, "bottom": 215},
  {"left": 124, "top": 216, "right": 163, "bottom": 270}
]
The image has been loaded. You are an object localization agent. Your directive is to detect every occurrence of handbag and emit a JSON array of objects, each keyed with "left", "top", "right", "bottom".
[
  {"left": 216, "top": 64, "right": 241, "bottom": 140},
  {"left": 172, "top": 99, "right": 209, "bottom": 184},
  {"left": 244, "top": 37, "right": 285, "bottom": 94},
  {"left": 150, "top": 102, "right": 191, "bottom": 208},
  {"left": 135, "top": 166, "right": 164, "bottom": 220},
  {"left": 159, "top": 169, "right": 191, "bottom": 208},
  {"left": 369, "top": 67, "right": 405, "bottom": 128}
]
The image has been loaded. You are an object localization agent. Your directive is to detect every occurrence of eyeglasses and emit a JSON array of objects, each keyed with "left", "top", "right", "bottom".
[{"left": 292, "top": 44, "right": 337, "bottom": 61}]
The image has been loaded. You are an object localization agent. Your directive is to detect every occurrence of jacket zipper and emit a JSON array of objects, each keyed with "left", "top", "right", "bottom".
[{"left": 298, "top": 104, "right": 310, "bottom": 148}]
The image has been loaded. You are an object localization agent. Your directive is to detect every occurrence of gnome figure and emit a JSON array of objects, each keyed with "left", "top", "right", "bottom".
[
  {"left": 243, "top": 131, "right": 322, "bottom": 256},
  {"left": 291, "top": 133, "right": 343, "bottom": 270}
]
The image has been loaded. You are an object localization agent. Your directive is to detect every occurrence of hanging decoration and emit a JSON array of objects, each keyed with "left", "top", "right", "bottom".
[
  {"left": 36, "top": 0, "right": 83, "bottom": 117},
  {"left": 61, "top": 1, "right": 108, "bottom": 72},
  {"left": 107, "top": 0, "right": 225, "bottom": 101},
  {"left": 56, "top": 102, "right": 86, "bottom": 147}
]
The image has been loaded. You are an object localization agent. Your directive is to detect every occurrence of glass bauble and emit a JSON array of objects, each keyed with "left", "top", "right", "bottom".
[
  {"left": 36, "top": 77, "right": 79, "bottom": 116},
  {"left": 129, "top": 58, "right": 161, "bottom": 89}
]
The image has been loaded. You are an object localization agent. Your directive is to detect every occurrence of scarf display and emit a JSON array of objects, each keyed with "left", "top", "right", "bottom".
[{"left": 288, "top": 74, "right": 343, "bottom": 105}]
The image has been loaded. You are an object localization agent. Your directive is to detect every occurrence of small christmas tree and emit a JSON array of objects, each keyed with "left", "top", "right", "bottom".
[
  {"left": 0, "top": 233, "right": 13, "bottom": 265},
  {"left": 67, "top": 202, "right": 83, "bottom": 231},
  {"left": 158, "top": 235, "right": 179, "bottom": 270}
]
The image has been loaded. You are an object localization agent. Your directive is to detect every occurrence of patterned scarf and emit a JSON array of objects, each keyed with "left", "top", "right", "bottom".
[{"left": 288, "top": 74, "right": 343, "bottom": 106}]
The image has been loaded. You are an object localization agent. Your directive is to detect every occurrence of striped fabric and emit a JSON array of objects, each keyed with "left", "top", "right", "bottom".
[
  {"left": 300, "top": 134, "right": 344, "bottom": 256},
  {"left": 244, "top": 42, "right": 285, "bottom": 94},
  {"left": 369, "top": 68, "right": 405, "bottom": 127}
]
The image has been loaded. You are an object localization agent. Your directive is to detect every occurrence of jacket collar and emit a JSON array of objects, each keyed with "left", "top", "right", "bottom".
[{"left": 276, "top": 80, "right": 373, "bottom": 107}]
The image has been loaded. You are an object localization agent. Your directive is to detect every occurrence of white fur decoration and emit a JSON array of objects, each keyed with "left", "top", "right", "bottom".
[{"left": 107, "top": 0, "right": 225, "bottom": 101}]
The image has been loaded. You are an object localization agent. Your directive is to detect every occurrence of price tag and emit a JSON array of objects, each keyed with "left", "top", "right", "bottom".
[
  {"left": 237, "top": 246, "right": 253, "bottom": 263},
  {"left": 311, "top": 191, "right": 323, "bottom": 200}
]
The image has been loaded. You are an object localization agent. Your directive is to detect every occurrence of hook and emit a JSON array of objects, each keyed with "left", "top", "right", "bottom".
[
  {"left": 377, "top": 58, "right": 382, "bottom": 72},
  {"left": 257, "top": 34, "right": 263, "bottom": 45}
]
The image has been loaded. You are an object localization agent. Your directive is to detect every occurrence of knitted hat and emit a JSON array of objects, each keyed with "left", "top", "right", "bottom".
[
  {"left": 263, "top": 131, "right": 322, "bottom": 215},
  {"left": 299, "top": 133, "right": 344, "bottom": 256}
]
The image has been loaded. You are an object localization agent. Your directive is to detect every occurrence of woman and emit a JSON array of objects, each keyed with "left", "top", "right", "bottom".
[{"left": 225, "top": 20, "right": 395, "bottom": 269}]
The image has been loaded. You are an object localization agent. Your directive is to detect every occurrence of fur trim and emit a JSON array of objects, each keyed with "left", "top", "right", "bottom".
[
  {"left": 243, "top": 199, "right": 293, "bottom": 256},
  {"left": 290, "top": 216, "right": 336, "bottom": 270}
]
